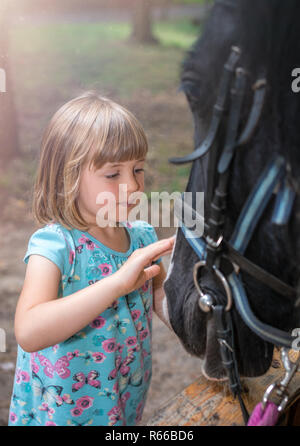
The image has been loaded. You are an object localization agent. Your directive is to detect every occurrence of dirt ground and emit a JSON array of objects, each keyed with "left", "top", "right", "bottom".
[{"left": 0, "top": 219, "right": 203, "bottom": 426}]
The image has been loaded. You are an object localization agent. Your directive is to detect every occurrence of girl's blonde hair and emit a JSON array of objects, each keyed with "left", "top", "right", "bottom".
[{"left": 33, "top": 91, "right": 148, "bottom": 230}]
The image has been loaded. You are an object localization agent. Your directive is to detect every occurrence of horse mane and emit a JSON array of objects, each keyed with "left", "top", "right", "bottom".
[{"left": 181, "top": 0, "right": 300, "bottom": 198}]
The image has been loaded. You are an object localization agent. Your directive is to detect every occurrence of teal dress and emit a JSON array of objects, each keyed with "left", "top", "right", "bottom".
[{"left": 8, "top": 220, "right": 161, "bottom": 426}]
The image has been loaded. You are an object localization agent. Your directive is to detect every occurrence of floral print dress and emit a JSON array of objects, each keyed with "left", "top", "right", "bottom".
[{"left": 8, "top": 220, "right": 161, "bottom": 426}]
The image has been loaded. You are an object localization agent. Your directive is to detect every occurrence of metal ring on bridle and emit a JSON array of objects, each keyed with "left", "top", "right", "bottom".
[
  {"left": 193, "top": 260, "right": 233, "bottom": 312},
  {"left": 205, "top": 234, "right": 223, "bottom": 249}
]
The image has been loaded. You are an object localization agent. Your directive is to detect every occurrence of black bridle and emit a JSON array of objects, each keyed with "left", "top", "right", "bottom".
[{"left": 169, "top": 46, "right": 299, "bottom": 424}]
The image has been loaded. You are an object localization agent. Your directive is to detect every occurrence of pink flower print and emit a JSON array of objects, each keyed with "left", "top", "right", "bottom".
[
  {"left": 125, "top": 336, "right": 137, "bottom": 348},
  {"left": 75, "top": 396, "right": 94, "bottom": 411},
  {"left": 116, "top": 343, "right": 124, "bottom": 354},
  {"left": 102, "top": 338, "right": 118, "bottom": 353},
  {"left": 63, "top": 394, "right": 74, "bottom": 404},
  {"left": 9, "top": 412, "right": 17, "bottom": 424},
  {"left": 30, "top": 353, "right": 39, "bottom": 373},
  {"left": 90, "top": 316, "right": 106, "bottom": 329},
  {"left": 52, "top": 344, "right": 59, "bottom": 353},
  {"left": 99, "top": 263, "right": 112, "bottom": 276},
  {"left": 141, "top": 281, "right": 149, "bottom": 292},
  {"left": 71, "top": 406, "right": 83, "bottom": 417},
  {"left": 136, "top": 321, "right": 143, "bottom": 331},
  {"left": 69, "top": 250, "right": 75, "bottom": 265},
  {"left": 131, "top": 310, "right": 141, "bottom": 321},
  {"left": 45, "top": 421, "right": 57, "bottom": 426},
  {"left": 120, "top": 392, "right": 130, "bottom": 409},
  {"left": 16, "top": 369, "right": 30, "bottom": 384},
  {"left": 67, "top": 350, "right": 79, "bottom": 360},
  {"left": 56, "top": 393, "right": 74, "bottom": 407},
  {"left": 139, "top": 329, "right": 149, "bottom": 341},
  {"left": 126, "top": 222, "right": 132, "bottom": 228},
  {"left": 108, "top": 355, "right": 122, "bottom": 380},
  {"left": 120, "top": 363, "right": 130, "bottom": 376},
  {"left": 38, "top": 402, "right": 55, "bottom": 419},
  {"left": 135, "top": 401, "right": 144, "bottom": 424},
  {"left": 78, "top": 235, "right": 95, "bottom": 250},
  {"left": 92, "top": 352, "right": 106, "bottom": 363},
  {"left": 108, "top": 405, "right": 122, "bottom": 426}
]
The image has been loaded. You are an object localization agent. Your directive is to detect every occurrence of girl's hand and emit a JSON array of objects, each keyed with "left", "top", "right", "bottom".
[{"left": 114, "top": 236, "right": 175, "bottom": 295}]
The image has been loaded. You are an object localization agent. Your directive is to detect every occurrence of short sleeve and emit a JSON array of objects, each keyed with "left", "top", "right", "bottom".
[
  {"left": 23, "top": 224, "right": 70, "bottom": 275},
  {"left": 131, "top": 220, "right": 162, "bottom": 265}
]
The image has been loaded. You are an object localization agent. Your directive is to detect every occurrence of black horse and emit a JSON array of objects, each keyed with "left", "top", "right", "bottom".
[{"left": 164, "top": 0, "right": 300, "bottom": 382}]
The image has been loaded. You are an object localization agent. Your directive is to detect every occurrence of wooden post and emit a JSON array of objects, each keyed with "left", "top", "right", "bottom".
[{"left": 146, "top": 350, "right": 300, "bottom": 426}]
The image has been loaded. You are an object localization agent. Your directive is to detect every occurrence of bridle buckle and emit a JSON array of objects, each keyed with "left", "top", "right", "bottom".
[{"left": 193, "top": 260, "right": 232, "bottom": 312}]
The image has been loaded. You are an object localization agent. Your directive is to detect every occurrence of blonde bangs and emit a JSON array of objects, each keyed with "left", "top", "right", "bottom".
[
  {"left": 87, "top": 103, "right": 148, "bottom": 171},
  {"left": 32, "top": 91, "right": 148, "bottom": 231}
]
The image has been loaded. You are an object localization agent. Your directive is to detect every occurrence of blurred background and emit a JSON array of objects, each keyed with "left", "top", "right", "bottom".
[{"left": 0, "top": 0, "right": 213, "bottom": 425}]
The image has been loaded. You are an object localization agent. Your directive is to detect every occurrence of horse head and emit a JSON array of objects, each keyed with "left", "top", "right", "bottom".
[{"left": 164, "top": 0, "right": 300, "bottom": 382}]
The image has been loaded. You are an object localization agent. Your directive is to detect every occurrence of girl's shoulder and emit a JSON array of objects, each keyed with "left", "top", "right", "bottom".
[
  {"left": 25, "top": 222, "right": 74, "bottom": 247},
  {"left": 23, "top": 223, "right": 75, "bottom": 275}
]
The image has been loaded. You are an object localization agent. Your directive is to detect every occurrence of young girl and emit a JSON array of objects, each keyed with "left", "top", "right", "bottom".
[{"left": 8, "top": 91, "right": 174, "bottom": 426}]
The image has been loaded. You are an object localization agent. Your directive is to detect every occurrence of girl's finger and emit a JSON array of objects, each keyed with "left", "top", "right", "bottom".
[
  {"left": 135, "top": 236, "right": 175, "bottom": 267},
  {"left": 143, "top": 264, "right": 161, "bottom": 281},
  {"left": 152, "top": 247, "right": 174, "bottom": 262}
]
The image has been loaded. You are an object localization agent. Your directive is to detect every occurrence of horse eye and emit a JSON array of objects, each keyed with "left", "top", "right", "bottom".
[{"left": 185, "top": 92, "right": 200, "bottom": 111}]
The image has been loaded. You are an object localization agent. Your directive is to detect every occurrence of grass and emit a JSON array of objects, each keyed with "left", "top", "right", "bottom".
[
  {"left": 10, "top": 19, "right": 199, "bottom": 96},
  {"left": 5, "top": 17, "right": 200, "bottom": 204}
]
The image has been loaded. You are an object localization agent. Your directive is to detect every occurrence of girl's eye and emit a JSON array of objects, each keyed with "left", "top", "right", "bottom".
[
  {"left": 105, "top": 173, "right": 119, "bottom": 179},
  {"left": 105, "top": 169, "right": 144, "bottom": 179}
]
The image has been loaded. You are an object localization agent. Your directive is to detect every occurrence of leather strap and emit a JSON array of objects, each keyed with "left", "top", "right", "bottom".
[
  {"left": 222, "top": 241, "right": 297, "bottom": 300},
  {"left": 218, "top": 68, "right": 248, "bottom": 174},
  {"left": 237, "top": 78, "right": 267, "bottom": 146},
  {"left": 214, "top": 305, "right": 249, "bottom": 424},
  {"left": 168, "top": 46, "right": 241, "bottom": 165}
]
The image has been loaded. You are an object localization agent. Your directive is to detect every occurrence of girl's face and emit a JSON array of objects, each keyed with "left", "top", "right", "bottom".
[{"left": 77, "top": 158, "right": 145, "bottom": 227}]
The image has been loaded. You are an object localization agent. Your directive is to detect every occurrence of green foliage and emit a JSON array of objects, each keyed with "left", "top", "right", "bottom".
[
  {"left": 6, "top": 17, "right": 200, "bottom": 199},
  {"left": 10, "top": 19, "right": 199, "bottom": 97}
]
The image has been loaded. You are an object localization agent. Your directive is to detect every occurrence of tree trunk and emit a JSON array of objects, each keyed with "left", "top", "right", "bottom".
[
  {"left": 159, "top": 0, "right": 172, "bottom": 21},
  {"left": 0, "top": 1, "right": 20, "bottom": 166},
  {"left": 130, "top": 0, "right": 158, "bottom": 44}
]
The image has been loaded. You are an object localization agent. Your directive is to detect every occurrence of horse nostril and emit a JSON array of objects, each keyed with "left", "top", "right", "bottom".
[{"left": 198, "top": 293, "right": 215, "bottom": 312}]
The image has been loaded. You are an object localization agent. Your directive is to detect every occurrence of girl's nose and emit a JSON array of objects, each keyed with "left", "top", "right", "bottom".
[{"left": 126, "top": 173, "right": 141, "bottom": 194}]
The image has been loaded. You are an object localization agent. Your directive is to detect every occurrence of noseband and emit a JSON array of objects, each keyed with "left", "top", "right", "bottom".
[{"left": 170, "top": 46, "right": 300, "bottom": 424}]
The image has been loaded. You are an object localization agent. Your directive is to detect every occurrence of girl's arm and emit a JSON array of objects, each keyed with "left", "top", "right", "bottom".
[
  {"left": 153, "top": 262, "right": 172, "bottom": 330},
  {"left": 15, "top": 254, "right": 124, "bottom": 353},
  {"left": 15, "top": 236, "right": 175, "bottom": 353}
]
